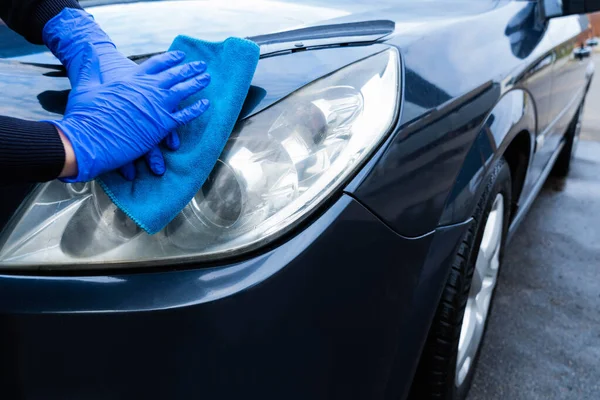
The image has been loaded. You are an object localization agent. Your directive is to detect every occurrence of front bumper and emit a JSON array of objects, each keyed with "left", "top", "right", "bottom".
[{"left": 0, "top": 195, "right": 466, "bottom": 400}]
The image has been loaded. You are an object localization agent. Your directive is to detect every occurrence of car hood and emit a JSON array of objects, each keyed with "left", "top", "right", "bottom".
[
  {"left": 5, "top": 0, "right": 503, "bottom": 63},
  {"left": 0, "top": 0, "right": 404, "bottom": 122},
  {"left": 0, "top": 0, "right": 506, "bottom": 152},
  {"left": 0, "top": 0, "right": 512, "bottom": 120},
  {"left": 7, "top": 0, "right": 371, "bottom": 63}
]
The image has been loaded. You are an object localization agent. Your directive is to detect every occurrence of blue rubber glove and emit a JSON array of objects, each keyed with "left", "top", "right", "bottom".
[
  {"left": 43, "top": 8, "right": 181, "bottom": 180},
  {"left": 44, "top": 45, "right": 210, "bottom": 183}
]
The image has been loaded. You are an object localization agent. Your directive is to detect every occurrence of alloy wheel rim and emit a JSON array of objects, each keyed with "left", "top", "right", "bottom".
[{"left": 455, "top": 193, "right": 504, "bottom": 387}]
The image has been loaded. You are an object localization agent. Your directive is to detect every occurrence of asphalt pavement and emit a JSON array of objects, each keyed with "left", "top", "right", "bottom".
[{"left": 468, "top": 57, "right": 600, "bottom": 399}]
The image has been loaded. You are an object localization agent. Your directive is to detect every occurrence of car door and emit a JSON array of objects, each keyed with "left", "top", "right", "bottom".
[
  {"left": 524, "top": 13, "right": 589, "bottom": 188},
  {"left": 544, "top": 14, "right": 590, "bottom": 154},
  {"left": 515, "top": 5, "right": 557, "bottom": 190}
]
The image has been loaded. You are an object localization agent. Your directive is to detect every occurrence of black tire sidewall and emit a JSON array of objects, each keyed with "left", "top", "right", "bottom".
[
  {"left": 455, "top": 158, "right": 512, "bottom": 399},
  {"left": 410, "top": 157, "right": 512, "bottom": 400},
  {"left": 552, "top": 103, "right": 584, "bottom": 178}
]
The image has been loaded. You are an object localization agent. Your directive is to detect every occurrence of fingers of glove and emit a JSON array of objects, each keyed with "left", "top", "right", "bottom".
[
  {"left": 119, "top": 162, "right": 136, "bottom": 181},
  {"left": 173, "top": 99, "right": 210, "bottom": 125},
  {"left": 157, "top": 61, "right": 207, "bottom": 89},
  {"left": 138, "top": 51, "right": 185, "bottom": 75},
  {"left": 145, "top": 146, "right": 166, "bottom": 176},
  {"left": 163, "top": 131, "right": 181, "bottom": 151},
  {"left": 170, "top": 73, "right": 211, "bottom": 102}
]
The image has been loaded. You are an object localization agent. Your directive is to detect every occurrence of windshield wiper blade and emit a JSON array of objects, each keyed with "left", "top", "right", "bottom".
[{"left": 247, "top": 20, "right": 395, "bottom": 57}]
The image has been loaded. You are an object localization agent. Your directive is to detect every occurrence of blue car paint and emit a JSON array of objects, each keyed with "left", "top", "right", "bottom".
[
  {"left": 0, "top": 196, "right": 465, "bottom": 400},
  {"left": 349, "top": 1, "right": 592, "bottom": 237},
  {"left": 0, "top": 0, "right": 594, "bottom": 398},
  {"left": 438, "top": 89, "right": 537, "bottom": 228}
]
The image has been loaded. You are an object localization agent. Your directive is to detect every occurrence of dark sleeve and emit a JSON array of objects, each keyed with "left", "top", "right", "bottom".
[
  {"left": 0, "top": 0, "right": 82, "bottom": 44},
  {"left": 0, "top": 117, "right": 65, "bottom": 182},
  {"left": 0, "top": 1, "right": 79, "bottom": 182}
]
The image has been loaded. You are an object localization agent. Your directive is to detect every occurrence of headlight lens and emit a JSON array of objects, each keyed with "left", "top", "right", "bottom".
[{"left": 0, "top": 49, "right": 399, "bottom": 269}]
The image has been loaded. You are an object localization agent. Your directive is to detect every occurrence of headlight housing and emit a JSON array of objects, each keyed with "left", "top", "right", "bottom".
[{"left": 0, "top": 49, "right": 399, "bottom": 269}]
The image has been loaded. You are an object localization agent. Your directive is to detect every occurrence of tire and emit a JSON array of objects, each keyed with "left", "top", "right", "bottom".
[
  {"left": 410, "top": 157, "right": 512, "bottom": 400},
  {"left": 552, "top": 103, "right": 583, "bottom": 178}
]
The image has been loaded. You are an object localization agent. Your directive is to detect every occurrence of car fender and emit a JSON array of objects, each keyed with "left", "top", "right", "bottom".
[{"left": 438, "top": 89, "right": 536, "bottom": 226}]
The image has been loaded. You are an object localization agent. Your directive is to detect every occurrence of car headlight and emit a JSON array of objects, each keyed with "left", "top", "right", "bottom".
[{"left": 0, "top": 49, "right": 399, "bottom": 269}]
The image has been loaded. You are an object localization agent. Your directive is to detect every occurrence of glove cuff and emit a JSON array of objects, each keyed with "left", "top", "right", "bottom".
[
  {"left": 43, "top": 8, "right": 116, "bottom": 68},
  {"left": 23, "top": 0, "right": 82, "bottom": 44}
]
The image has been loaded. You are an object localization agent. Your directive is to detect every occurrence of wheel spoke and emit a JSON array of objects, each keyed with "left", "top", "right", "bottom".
[
  {"left": 471, "top": 255, "right": 485, "bottom": 294},
  {"left": 489, "top": 248, "right": 500, "bottom": 273},
  {"left": 480, "top": 212, "right": 501, "bottom": 262},
  {"left": 476, "top": 278, "right": 494, "bottom": 318}
]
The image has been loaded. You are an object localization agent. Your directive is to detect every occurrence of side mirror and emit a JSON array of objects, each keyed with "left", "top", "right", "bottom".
[
  {"left": 541, "top": 0, "right": 600, "bottom": 19},
  {"left": 541, "top": 0, "right": 564, "bottom": 18}
]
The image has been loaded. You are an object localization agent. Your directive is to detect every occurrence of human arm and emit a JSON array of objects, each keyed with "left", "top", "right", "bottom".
[
  {"left": 0, "top": 0, "right": 82, "bottom": 183},
  {"left": 0, "top": 0, "right": 82, "bottom": 44},
  {"left": 0, "top": 118, "right": 65, "bottom": 183}
]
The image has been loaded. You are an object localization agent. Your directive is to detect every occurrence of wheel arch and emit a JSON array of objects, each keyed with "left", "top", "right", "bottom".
[
  {"left": 502, "top": 129, "right": 532, "bottom": 220},
  {"left": 438, "top": 89, "right": 536, "bottom": 227}
]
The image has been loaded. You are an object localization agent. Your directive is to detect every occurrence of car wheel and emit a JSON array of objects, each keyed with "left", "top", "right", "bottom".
[
  {"left": 410, "top": 157, "right": 511, "bottom": 400},
  {"left": 552, "top": 103, "right": 583, "bottom": 178}
]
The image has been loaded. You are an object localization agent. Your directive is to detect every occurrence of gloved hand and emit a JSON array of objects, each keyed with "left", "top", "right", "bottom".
[
  {"left": 44, "top": 45, "right": 210, "bottom": 183},
  {"left": 43, "top": 8, "right": 181, "bottom": 180}
]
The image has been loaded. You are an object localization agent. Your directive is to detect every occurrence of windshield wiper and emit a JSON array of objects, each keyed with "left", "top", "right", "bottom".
[
  {"left": 247, "top": 20, "right": 395, "bottom": 57},
  {"left": 124, "top": 20, "right": 395, "bottom": 64}
]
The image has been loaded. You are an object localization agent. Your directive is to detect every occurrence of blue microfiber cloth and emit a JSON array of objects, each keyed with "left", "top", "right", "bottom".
[{"left": 98, "top": 35, "right": 260, "bottom": 234}]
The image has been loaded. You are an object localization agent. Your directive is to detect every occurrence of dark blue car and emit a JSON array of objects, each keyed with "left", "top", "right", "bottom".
[{"left": 0, "top": 0, "right": 595, "bottom": 398}]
